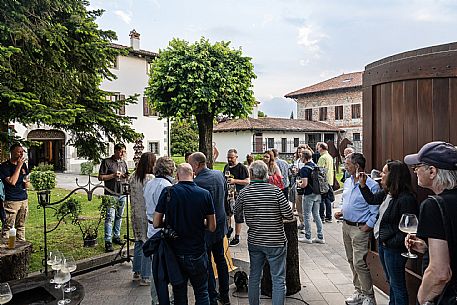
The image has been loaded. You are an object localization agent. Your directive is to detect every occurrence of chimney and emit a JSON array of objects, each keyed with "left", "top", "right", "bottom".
[
  {"left": 251, "top": 101, "right": 260, "bottom": 119},
  {"left": 129, "top": 29, "right": 140, "bottom": 51}
]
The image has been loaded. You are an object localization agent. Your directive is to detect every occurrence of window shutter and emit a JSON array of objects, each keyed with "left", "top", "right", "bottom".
[
  {"left": 119, "top": 94, "right": 126, "bottom": 115},
  {"left": 143, "top": 97, "right": 149, "bottom": 116}
]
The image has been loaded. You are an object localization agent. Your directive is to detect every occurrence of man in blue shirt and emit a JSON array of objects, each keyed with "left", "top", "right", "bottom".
[
  {"left": 154, "top": 163, "right": 216, "bottom": 305},
  {"left": 334, "top": 153, "right": 379, "bottom": 305},
  {"left": 0, "top": 143, "right": 29, "bottom": 241},
  {"left": 189, "top": 152, "right": 230, "bottom": 305}
]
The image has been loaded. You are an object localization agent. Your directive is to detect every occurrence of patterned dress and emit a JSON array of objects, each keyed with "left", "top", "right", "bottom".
[{"left": 129, "top": 174, "right": 154, "bottom": 242}]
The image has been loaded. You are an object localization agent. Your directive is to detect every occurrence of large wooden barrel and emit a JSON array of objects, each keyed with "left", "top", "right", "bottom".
[{"left": 363, "top": 41, "right": 457, "bottom": 305}]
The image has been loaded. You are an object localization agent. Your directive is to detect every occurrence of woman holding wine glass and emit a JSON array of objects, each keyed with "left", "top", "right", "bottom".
[
  {"left": 359, "top": 160, "right": 417, "bottom": 305},
  {"left": 404, "top": 141, "right": 457, "bottom": 305}
]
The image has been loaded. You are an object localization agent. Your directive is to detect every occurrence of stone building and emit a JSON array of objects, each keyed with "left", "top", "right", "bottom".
[{"left": 285, "top": 72, "right": 363, "bottom": 152}]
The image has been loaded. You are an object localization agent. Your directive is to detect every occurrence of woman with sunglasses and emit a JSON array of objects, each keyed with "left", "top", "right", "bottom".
[{"left": 359, "top": 160, "right": 417, "bottom": 305}]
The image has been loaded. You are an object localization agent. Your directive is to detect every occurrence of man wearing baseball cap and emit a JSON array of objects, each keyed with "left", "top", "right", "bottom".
[{"left": 404, "top": 141, "right": 457, "bottom": 305}]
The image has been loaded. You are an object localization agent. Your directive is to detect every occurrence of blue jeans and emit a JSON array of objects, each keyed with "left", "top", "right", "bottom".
[
  {"left": 319, "top": 195, "right": 332, "bottom": 220},
  {"left": 378, "top": 242, "right": 408, "bottom": 305},
  {"left": 133, "top": 240, "right": 152, "bottom": 279},
  {"left": 104, "top": 195, "right": 126, "bottom": 242},
  {"left": 207, "top": 237, "right": 230, "bottom": 304},
  {"left": 173, "top": 252, "right": 209, "bottom": 305},
  {"left": 303, "top": 193, "right": 323, "bottom": 240},
  {"left": 248, "top": 243, "right": 287, "bottom": 305}
]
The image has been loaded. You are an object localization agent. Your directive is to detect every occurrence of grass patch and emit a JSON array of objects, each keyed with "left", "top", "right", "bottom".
[{"left": 26, "top": 188, "right": 131, "bottom": 272}]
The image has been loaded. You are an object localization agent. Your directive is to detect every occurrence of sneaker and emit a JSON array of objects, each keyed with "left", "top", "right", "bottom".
[
  {"left": 139, "top": 278, "right": 151, "bottom": 286},
  {"left": 325, "top": 218, "right": 333, "bottom": 223},
  {"left": 133, "top": 272, "right": 140, "bottom": 281},
  {"left": 299, "top": 229, "right": 306, "bottom": 234},
  {"left": 216, "top": 294, "right": 230, "bottom": 305},
  {"left": 298, "top": 236, "right": 312, "bottom": 244},
  {"left": 297, "top": 223, "right": 304, "bottom": 230},
  {"left": 345, "top": 291, "right": 364, "bottom": 305},
  {"left": 112, "top": 237, "right": 123, "bottom": 245},
  {"left": 361, "top": 296, "right": 376, "bottom": 305},
  {"left": 312, "top": 238, "right": 326, "bottom": 244},
  {"left": 105, "top": 242, "right": 114, "bottom": 252},
  {"left": 226, "top": 227, "right": 234, "bottom": 239},
  {"left": 229, "top": 238, "right": 240, "bottom": 247}
]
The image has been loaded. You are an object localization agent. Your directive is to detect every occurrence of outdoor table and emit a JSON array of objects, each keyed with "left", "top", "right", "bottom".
[
  {"left": 8, "top": 274, "right": 85, "bottom": 305},
  {"left": 0, "top": 239, "right": 33, "bottom": 282}
]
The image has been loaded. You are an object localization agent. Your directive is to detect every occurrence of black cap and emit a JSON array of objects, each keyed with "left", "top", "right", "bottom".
[{"left": 404, "top": 141, "right": 457, "bottom": 170}]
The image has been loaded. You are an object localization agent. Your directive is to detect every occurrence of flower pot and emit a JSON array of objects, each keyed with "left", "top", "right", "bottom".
[{"left": 83, "top": 238, "right": 98, "bottom": 247}]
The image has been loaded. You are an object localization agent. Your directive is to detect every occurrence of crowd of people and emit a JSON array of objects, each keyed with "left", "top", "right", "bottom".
[{"left": 1, "top": 140, "right": 457, "bottom": 305}]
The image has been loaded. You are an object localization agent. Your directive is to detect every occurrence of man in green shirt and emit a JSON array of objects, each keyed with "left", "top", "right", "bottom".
[{"left": 317, "top": 142, "right": 334, "bottom": 222}]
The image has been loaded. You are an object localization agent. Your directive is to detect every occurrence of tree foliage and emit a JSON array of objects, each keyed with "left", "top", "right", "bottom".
[
  {"left": 171, "top": 119, "right": 199, "bottom": 156},
  {"left": 0, "top": 0, "right": 140, "bottom": 162},
  {"left": 146, "top": 37, "right": 256, "bottom": 167}
]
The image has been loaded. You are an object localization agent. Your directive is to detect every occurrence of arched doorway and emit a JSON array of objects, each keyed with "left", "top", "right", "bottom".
[{"left": 27, "top": 129, "right": 66, "bottom": 171}]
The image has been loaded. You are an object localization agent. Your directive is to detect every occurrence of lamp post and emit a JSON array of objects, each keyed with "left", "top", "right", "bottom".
[
  {"left": 133, "top": 138, "right": 144, "bottom": 167},
  {"left": 37, "top": 190, "right": 51, "bottom": 276}
]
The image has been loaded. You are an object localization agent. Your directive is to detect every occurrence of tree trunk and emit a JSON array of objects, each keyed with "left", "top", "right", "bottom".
[
  {"left": 0, "top": 240, "right": 33, "bottom": 282},
  {"left": 261, "top": 218, "right": 301, "bottom": 296},
  {"left": 196, "top": 114, "right": 214, "bottom": 168}
]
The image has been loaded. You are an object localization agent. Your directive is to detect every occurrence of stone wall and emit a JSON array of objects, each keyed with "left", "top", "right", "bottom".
[{"left": 296, "top": 88, "right": 363, "bottom": 151}]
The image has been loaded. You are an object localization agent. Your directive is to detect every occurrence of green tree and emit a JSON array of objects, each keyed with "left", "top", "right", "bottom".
[
  {"left": 146, "top": 37, "right": 256, "bottom": 167},
  {"left": 258, "top": 110, "right": 267, "bottom": 118},
  {"left": 170, "top": 119, "right": 199, "bottom": 156},
  {"left": 0, "top": 0, "right": 140, "bottom": 162}
]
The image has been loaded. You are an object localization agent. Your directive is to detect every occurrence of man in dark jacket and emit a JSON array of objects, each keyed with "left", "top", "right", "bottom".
[
  {"left": 189, "top": 152, "right": 230, "bottom": 305},
  {"left": 154, "top": 163, "right": 216, "bottom": 305}
]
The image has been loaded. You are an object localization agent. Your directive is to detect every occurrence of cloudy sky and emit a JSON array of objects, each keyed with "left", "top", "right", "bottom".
[{"left": 89, "top": 0, "right": 457, "bottom": 117}]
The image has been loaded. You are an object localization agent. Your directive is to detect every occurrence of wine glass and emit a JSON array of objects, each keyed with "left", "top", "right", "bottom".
[
  {"left": 63, "top": 256, "right": 77, "bottom": 293},
  {"left": 54, "top": 260, "right": 71, "bottom": 305},
  {"left": 47, "top": 250, "right": 62, "bottom": 284},
  {"left": 399, "top": 213, "right": 418, "bottom": 258},
  {"left": 0, "top": 283, "right": 12, "bottom": 304}
]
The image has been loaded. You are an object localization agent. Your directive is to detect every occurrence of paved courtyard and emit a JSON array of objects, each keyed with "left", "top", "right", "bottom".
[{"left": 55, "top": 174, "right": 388, "bottom": 304}]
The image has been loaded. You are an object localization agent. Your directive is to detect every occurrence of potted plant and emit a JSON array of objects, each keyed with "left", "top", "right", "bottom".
[{"left": 56, "top": 196, "right": 117, "bottom": 247}]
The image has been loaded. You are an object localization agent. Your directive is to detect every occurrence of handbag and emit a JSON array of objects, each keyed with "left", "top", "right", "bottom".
[
  {"left": 430, "top": 196, "right": 457, "bottom": 305},
  {"left": 268, "top": 173, "right": 284, "bottom": 190}
]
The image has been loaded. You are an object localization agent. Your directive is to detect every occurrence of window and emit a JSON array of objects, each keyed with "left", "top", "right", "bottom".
[
  {"left": 148, "top": 142, "right": 160, "bottom": 154},
  {"left": 293, "top": 138, "right": 299, "bottom": 148},
  {"left": 143, "top": 97, "right": 158, "bottom": 116},
  {"left": 335, "top": 106, "right": 343, "bottom": 120},
  {"left": 353, "top": 133, "right": 361, "bottom": 142},
  {"left": 267, "top": 138, "right": 274, "bottom": 149},
  {"left": 351, "top": 104, "right": 361, "bottom": 119},
  {"left": 304, "top": 109, "right": 313, "bottom": 121},
  {"left": 107, "top": 94, "right": 125, "bottom": 115},
  {"left": 319, "top": 107, "right": 327, "bottom": 121}
]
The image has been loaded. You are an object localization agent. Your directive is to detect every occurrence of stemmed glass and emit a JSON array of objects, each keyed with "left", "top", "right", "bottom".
[
  {"left": 0, "top": 283, "right": 12, "bottom": 304},
  {"left": 54, "top": 258, "right": 71, "bottom": 305},
  {"left": 63, "top": 256, "right": 77, "bottom": 293},
  {"left": 47, "top": 250, "right": 63, "bottom": 285},
  {"left": 399, "top": 213, "right": 419, "bottom": 258}
]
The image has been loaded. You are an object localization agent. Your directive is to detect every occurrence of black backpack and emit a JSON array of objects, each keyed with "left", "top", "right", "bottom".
[{"left": 304, "top": 165, "right": 330, "bottom": 195}]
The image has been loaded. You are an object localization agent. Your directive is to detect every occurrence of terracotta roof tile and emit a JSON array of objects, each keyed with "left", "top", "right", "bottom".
[
  {"left": 111, "top": 43, "right": 158, "bottom": 59},
  {"left": 285, "top": 72, "right": 362, "bottom": 98},
  {"left": 214, "top": 117, "right": 341, "bottom": 133}
]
